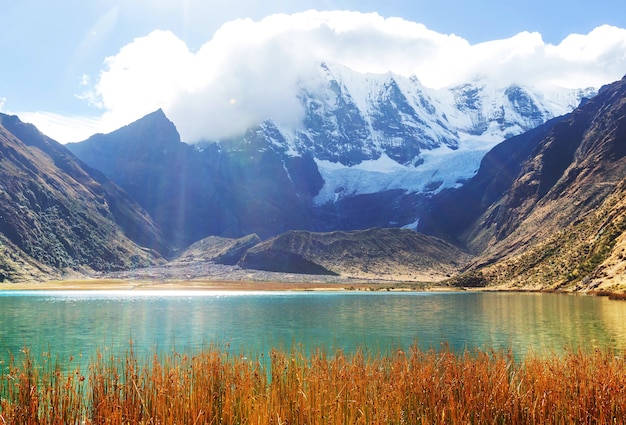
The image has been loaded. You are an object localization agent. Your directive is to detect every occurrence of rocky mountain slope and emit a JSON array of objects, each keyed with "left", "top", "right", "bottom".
[
  {"left": 67, "top": 64, "right": 593, "bottom": 247},
  {"left": 238, "top": 228, "right": 471, "bottom": 282},
  {"left": 173, "top": 234, "right": 261, "bottom": 266},
  {"left": 426, "top": 76, "right": 626, "bottom": 291},
  {"left": 0, "top": 113, "right": 168, "bottom": 282}
]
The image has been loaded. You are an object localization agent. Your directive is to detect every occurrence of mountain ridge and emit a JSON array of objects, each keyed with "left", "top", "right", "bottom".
[
  {"left": 4, "top": 69, "right": 626, "bottom": 292},
  {"left": 238, "top": 228, "right": 471, "bottom": 281},
  {"left": 433, "top": 75, "right": 626, "bottom": 291},
  {"left": 67, "top": 64, "right": 594, "bottom": 246},
  {"left": 0, "top": 113, "right": 169, "bottom": 282}
]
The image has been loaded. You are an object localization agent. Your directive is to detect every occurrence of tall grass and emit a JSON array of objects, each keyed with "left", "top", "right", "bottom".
[{"left": 1, "top": 344, "right": 625, "bottom": 424}]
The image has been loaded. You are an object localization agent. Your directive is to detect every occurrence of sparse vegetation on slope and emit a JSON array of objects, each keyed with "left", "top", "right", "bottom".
[
  {"left": 0, "top": 235, "right": 55, "bottom": 282},
  {"left": 239, "top": 228, "right": 472, "bottom": 282},
  {"left": 0, "top": 114, "right": 166, "bottom": 282},
  {"left": 452, "top": 179, "right": 626, "bottom": 292}
]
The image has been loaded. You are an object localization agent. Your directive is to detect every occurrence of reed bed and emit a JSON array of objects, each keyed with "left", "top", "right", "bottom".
[{"left": 1, "top": 344, "right": 625, "bottom": 424}]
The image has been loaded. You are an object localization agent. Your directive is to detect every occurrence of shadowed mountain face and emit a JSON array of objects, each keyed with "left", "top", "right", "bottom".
[
  {"left": 424, "top": 76, "right": 626, "bottom": 291},
  {"left": 67, "top": 111, "right": 321, "bottom": 247},
  {"left": 0, "top": 113, "right": 167, "bottom": 282},
  {"left": 417, "top": 115, "right": 566, "bottom": 249}
]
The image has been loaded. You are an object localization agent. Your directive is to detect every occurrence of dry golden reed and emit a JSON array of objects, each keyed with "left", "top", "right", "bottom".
[{"left": 1, "top": 344, "right": 625, "bottom": 424}]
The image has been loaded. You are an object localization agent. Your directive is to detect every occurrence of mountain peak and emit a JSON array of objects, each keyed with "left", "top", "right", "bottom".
[
  {"left": 120, "top": 109, "right": 180, "bottom": 148},
  {"left": 70, "top": 109, "right": 181, "bottom": 158},
  {"left": 141, "top": 108, "right": 168, "bottom": 125},
  {"left": 0, "top": 112, "right": 49, "bottom": 147}
]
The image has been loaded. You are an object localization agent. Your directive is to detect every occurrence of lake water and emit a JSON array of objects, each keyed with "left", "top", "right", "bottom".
[{"left": 1, "top": 290, "right": 626, "bottom": 364}]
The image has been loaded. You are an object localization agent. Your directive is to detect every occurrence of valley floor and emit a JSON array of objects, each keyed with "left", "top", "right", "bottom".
[
  {"left": 0, "top": 279, "right": 437, "bottom": 292},
  {"left": 0, "top": 261, "right": 446, "bottom": 291},
  {"left": 4, "top": 260, "right": 624, "bottom": 294}
]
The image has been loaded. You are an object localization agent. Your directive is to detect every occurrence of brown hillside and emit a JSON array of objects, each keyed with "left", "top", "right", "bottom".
[
  {"left": 457, "top": 76, "right": 626, "bottom": 291},
  {"left": 239, "top": 228, "right": 472, "bottom": 282},
  {"left": 0, "top": 114, "right": 166, "bottom": 282}
]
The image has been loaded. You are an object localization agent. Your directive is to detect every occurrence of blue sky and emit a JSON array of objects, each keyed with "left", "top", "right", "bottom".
[{"left": 1, "top": 0, "right": 626, "bottom": 143}]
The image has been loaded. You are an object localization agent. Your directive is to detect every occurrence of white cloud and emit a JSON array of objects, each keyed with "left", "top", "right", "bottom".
[
  {"left": 94, "top": 30, "right": 195, "bottom": 116},
  {"left": 17, "top": 111, "right": 127, "bottom": 144},
  {"left": 42, "top": 11, "right": 626, "bottom": 142}
]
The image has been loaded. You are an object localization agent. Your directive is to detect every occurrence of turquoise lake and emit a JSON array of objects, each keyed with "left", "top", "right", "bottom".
[{"left": 1, "top": 291, "right": 626, "bottom": 363}]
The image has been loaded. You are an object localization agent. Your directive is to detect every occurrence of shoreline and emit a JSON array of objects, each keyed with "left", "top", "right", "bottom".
[
  {"left": 3, "top": 278, "right": 623, "bottom": 298},
  {"left": 0, "top": 278, "right": 457, "bottom": 292}
]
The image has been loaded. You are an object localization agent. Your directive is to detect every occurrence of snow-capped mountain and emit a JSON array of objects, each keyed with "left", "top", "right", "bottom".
[
  {"left": 246, "top": 62, "right": 595, "bottom": 206},
  {"left": 68, "top": 62, "right": 598, "bottom": 245}
]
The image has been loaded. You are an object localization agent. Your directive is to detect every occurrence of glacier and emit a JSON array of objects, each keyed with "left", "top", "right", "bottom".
[{"left": 256, "top": 62, "right": 595, "bottom": 206}]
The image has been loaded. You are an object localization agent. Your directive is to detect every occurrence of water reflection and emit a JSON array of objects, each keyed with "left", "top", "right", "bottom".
[
  {"left": 1, "top": 291, "right": 625, "bottom": 364},
  {"left": 474, "top": 292, "right": 619, "bottom": 353},
  {"left": 596, "top": 295, "right": 626, "bottom": 349}
]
